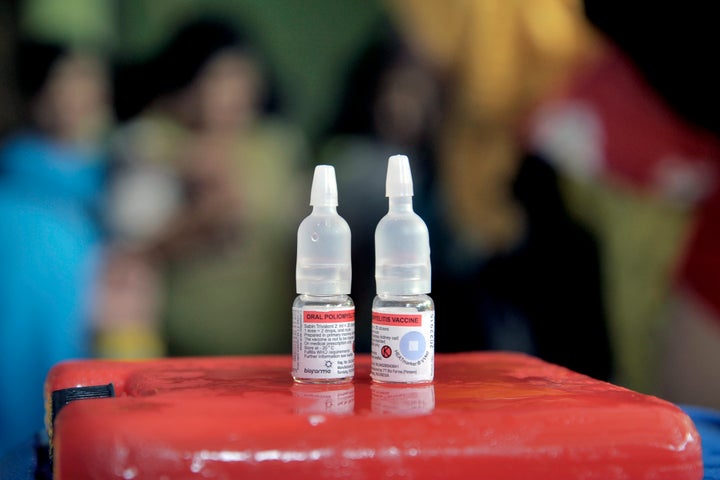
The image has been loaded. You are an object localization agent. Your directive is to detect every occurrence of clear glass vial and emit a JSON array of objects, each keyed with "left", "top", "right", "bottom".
[
  {"left": 371, "top": 155, "right": 434, "bottom": 383},
  {"left": 292, "top": 165, "right": 354, "bottom": 384}
]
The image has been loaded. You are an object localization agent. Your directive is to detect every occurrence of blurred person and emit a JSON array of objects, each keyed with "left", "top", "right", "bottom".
[
  {"left": 526, "top": 44, "right": 718, "bottom": 395},
  {"left": 524, "top": 1, "right": 720, "bottom": 404},
  {"left": 534, "top": 1, "right": 720, "bottom": 405},
  {"left": 583, "top": 1, "right": 720, "bottom": 409},
  {"left": 0, "top": 39, "right": 110, "bottom": 455},
  {"left": 320, "top": 25, "right": 442, "bottom": 352},
  {"left": 108, "top": 19, "right": 306, "bottom": 356},
  {"left": 383, "top": 0, "right": 612, "bottom": 379}
]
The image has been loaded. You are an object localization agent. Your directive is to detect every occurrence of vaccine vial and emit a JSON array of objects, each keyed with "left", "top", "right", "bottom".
[
  {"left": 371, "top": 155, "right": 435, "bottom": 383},
  {"left": 293, "top": 165, "right": 354, "bottom": 383}
]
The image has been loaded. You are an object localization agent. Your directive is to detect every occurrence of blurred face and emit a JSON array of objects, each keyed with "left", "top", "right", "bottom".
[
  {"left": 35, "top": 53, "right": 110, "bottom": 143},
  {"left": 373, "top": 62, "right": 440, "bottom": 147},
  {"left": 192, "top": 50, "right": 261, "bottom": 132}
]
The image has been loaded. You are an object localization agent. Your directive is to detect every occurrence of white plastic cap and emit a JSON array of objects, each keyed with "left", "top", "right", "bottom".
[
  {"left": 296, "top": 165, "right": 352, "bottom": 295},
  {"left": 386, "top": 154, "right": 414, "bottom": 197},
  {"left": 310, "top": 165, "right": 338, "bottom": 207},
  {"left": 375, "top": 155, "right": 431, "bottom": 295}
]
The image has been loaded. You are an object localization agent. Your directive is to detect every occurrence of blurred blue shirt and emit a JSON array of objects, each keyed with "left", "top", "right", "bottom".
[{"left": 0, "top": 132, "right": 105, "bottom": 456}]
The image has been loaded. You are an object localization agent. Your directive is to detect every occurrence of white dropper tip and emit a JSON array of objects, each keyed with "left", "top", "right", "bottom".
[
  {"left": 310, "top": 165, "right": 338, "bottom": 207},
  {"left": 386, "top": 154, "right": 414, "bottom": 197}
]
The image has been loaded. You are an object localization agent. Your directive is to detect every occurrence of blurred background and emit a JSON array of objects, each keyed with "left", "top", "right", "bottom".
[{"left": 1, "top": 0, "right": 719, "bottom": 457}]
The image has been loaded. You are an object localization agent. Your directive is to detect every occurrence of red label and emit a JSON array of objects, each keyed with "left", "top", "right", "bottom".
[
  {"left": 372, "top": 312, "right": 422, "bottom": 327},
  {"left": 303, "top": 309, "right": 355, "bottom": 323}
]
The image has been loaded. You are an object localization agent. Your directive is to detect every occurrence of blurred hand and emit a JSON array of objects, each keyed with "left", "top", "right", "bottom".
[{"left": 147, "top": 133, "right": 243, "bottom": 260}]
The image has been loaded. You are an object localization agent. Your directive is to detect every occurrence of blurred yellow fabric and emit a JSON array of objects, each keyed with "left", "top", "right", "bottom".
[{"left": 387, "top": 0, "right": 599, "bottom": 252}]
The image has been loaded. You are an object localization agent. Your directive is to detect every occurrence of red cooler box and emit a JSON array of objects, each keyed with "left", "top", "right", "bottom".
[{"left": 46, "top": 352, "right": 702, "bottom": 479}]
